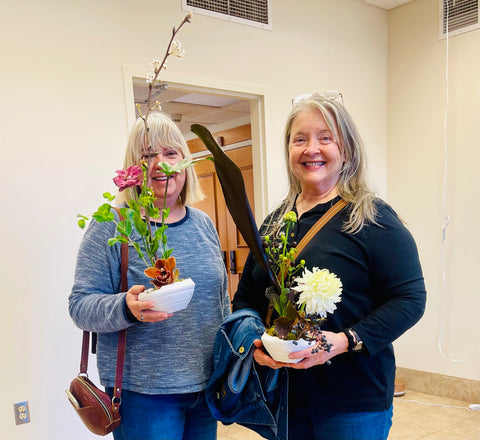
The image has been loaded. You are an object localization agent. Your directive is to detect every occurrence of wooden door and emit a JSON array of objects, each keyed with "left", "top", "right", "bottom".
[{"left": 189, "top": 125, "right": 254, "bottom": 302}]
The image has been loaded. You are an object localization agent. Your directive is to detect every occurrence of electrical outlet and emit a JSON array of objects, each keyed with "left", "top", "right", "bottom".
[{"left": 13, "top": 401, "right": 30, "bottom": 425}]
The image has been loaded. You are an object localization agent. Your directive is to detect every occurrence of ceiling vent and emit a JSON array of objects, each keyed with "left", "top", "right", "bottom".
[
  {"left": 439, "top": 0, "right": 479, "bottom": 38},
  {"left": 182, "top": 0, "right": 272, "bottom": 30}
]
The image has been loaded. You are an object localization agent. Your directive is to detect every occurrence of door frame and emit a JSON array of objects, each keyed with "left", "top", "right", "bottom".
[{"left": 122, "top": 64, "right": 270, "bottom": 224}]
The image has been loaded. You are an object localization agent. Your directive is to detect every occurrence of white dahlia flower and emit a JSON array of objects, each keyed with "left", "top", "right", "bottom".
[{"left": 292, "top": 267, "right": 343, "bottom": 318}]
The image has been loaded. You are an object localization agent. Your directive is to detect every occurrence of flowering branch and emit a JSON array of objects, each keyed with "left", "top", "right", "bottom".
[
  {"left": 144, "top": 13, "right": 191, "bottom": 119},
  {"left": 76, "top": 14, "right": 202, "bottom": 289},
  {"left": 138, "top": 13, "right": 192, "bottom": 241}
]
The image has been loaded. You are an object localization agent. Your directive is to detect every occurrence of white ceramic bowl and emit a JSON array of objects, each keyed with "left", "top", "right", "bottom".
[
  {"left": 261, "top": 332, "right": 314, "bottom": 363},
  {"left": 138, "top": 278, "right": 195, "bottom": 313}
]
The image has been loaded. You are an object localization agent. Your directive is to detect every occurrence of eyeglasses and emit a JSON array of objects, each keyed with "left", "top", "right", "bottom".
[
  {"left": 291, "top": 90, "right": 344, "bottom": 106},
  {"left": 140, "top": 148, "right": 180, "bottom": 162}
]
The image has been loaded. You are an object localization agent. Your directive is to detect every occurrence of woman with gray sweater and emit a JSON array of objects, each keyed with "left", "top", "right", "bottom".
[{"left": 69, "top": 112, "right": 230, "bottom": 440}]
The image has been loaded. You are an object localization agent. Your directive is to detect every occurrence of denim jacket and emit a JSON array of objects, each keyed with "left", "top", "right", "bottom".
[{"left": 205, "top": 309, "right": 288, "bottom": 440}]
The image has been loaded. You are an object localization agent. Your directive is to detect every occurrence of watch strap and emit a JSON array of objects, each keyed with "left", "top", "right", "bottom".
[
  {"left": 342, "top": 328, "right": 356, "bottom": 353},
  {"left": 343, "top": 328, "right": 364, "bottom": 352}
]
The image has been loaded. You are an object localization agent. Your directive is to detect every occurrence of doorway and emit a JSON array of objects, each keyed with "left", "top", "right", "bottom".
[
  {"left": 130, "top": 78, "right": 263, "bottom": 301},
  {"left": 189, "top": 125, "right": 253, "bottom": 300}
]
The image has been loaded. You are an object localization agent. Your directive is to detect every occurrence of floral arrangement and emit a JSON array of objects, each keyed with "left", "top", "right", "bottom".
[
  {"left": 263, "top": 211, "right": 343, "bottom": 350},
  {"left": 77, "top": 13, "right": 200, "bottom": 289}
]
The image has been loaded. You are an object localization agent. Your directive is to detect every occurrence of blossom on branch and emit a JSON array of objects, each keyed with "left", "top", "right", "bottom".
[{"left": 169, "top": 40, "right": 185, "bottom": 58}]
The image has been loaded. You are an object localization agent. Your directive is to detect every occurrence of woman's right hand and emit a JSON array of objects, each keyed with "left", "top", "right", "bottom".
[
  {"left": 252, "top": 339, "right": 292, "bottom": 369},
  {"left": 126, "top": 285, "right": 174, "bottom": 323}
]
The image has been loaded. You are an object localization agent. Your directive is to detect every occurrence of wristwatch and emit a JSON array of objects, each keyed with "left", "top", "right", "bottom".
[{"left": 343, "top": 328, "right": 364, "bottom": 352}]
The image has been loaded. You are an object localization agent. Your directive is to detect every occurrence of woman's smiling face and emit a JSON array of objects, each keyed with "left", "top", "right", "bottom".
[
  {"left": 142, "top": 147, "right": 186, "bottom": 208},
  {"left": 288, "top": 108, "right": 344, "bottom": 197}
]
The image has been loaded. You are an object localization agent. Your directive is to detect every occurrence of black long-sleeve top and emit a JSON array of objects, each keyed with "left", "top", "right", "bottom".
[{"left": 232, "top": 196, "right": 426, "bottom": 411}]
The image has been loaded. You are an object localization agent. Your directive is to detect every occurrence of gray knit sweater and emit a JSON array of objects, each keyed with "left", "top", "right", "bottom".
[{"left": 69, "top": 207, "right": 230, "bottom": 394}]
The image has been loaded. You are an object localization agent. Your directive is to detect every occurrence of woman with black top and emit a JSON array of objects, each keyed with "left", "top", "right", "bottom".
[{"left": 232, "top": 92, "right": 426, "bottom": 440}]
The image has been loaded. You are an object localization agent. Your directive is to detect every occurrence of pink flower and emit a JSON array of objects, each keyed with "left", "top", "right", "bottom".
[{"left": 113, "top": 166, "right": 143, "bottom": 191}]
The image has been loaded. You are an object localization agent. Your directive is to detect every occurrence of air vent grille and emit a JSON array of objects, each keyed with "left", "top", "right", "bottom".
[
  {"left": 183, "top": 0, "right": 271, "bottom": 30},
  {"left": 440, "top": 0, "right": 479, "bottom": 37}
]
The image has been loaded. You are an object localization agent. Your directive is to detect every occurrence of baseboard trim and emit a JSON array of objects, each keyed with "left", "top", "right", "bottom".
[{"left": 396, "top": 367, "right": 480, "bottom": 403}]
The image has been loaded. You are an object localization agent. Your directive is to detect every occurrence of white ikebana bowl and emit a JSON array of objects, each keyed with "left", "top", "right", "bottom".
[
  {"left": 261, "top": 332, "right": 314, "bottom": 363},
  {"left": 138, "top": 278, "right": 195, "bottom": 314}
]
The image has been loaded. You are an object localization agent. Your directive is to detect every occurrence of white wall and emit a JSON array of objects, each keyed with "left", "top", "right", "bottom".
[
  {"left": 0, "top": 0, "right": 388, "bottom": 438},
  {"left": 388, "top": 0, "right": 480, "bottom": 381}
]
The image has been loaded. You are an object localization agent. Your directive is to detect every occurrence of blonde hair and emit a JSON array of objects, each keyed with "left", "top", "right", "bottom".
[
  {"left": 116, "top": 111, "right": 204, "bottom": 206},
  {"left": 271, "top": 93, "right": 377, "bottom": 234}
]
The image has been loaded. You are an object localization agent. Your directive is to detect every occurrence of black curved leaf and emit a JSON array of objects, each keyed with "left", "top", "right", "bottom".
[{"left": 191, "top": 123, "right": 280, "bottom": 293}]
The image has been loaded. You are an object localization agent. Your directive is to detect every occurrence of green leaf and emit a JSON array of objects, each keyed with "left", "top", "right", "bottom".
[
  {"left": 155, "top": 225, "right": 168, "bottom": 238},
  {"left": 124, "top": 208, "right": 139, "bottom": 226},
  {"left": 163, "top": 248, "right": 173, "bottom": 259},
  {"left": 132, "top": 213, "right": 148, "bottom": 236},
  {"left": 162, "top": 207, "right": 170, "bottom": 219},
  {"left": 150, "top": 241, "right": 159, "bottom": 257},
  {"left": 156, "top": 157, "right": 202, "bottom": 177},
  {"left": 108, "top": 236, "right": 127, "bottom": 246},
  {"left": 77, "top": 219, "right": 86, "bottom": 229},
  {"left": 147, "top": 205, "right": 160, "bottom": 219},
  {"left": 119, "top": 207, "right": 132, "bottom": 219},
  {"left": 92, "top": 203, "right": 114, "bottom": 222},
  {"left": 103, "top": 192, "right": 116, "bottom": 202},
  {"left": 157, "top": 161, "right": 175, "bottom": 176},
  {"left": 116, "top": 220, "right": 132, "bottom": 237},
  {"left": 265, "top": 289, "right": 282, "bottom": 316},
  {"left": 128, "top": 199, "right": 140, "bottom": 212},
  {"left": 285, "top": 301, "right": 300, "bottom": 321}
]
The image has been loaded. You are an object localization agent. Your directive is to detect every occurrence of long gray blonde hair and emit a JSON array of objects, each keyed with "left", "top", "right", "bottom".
[
  {"left": 116, "top": 111, "right": 204, "bottom": 207},
  {"left": 267, "top": 93, "right": 378, "bottom": 235}
]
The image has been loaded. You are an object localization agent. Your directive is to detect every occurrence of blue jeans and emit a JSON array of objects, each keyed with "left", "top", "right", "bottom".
[
  {"left": 288, "top": 405, "right": 393, "bottom": 440},
  {"left": 106, "top": 388, "right": 217, "bottom": 440}
]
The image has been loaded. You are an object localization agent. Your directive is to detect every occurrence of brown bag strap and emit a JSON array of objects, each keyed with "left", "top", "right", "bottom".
[
  {"left": 112, "top": 208, "right": 128, "bottom": 410},
  {"left": 79, "top": 331, "right": 90, "bottom": 375},
  {"left": 78, "top": 207, "right": 128, "bottom": 412},
  {"left": 292, "top": 198, "right": 348, "bottom": 260}
]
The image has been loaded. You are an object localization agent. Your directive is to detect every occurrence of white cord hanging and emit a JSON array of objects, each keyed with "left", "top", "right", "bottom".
[{"left": 438, "top": 0, "right": 480, "bottom": 362}]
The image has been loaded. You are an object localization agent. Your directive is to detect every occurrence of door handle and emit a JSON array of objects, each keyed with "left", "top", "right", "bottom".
[{"left": 229, "top": 250, "right": 237, "bottom": 274}]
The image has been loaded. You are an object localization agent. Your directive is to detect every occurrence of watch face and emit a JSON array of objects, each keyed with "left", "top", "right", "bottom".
[{"left": 354, "top": 341, "right": 363, "bottom": 351}]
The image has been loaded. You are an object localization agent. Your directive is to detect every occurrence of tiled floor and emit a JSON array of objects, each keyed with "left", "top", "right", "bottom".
[{"left": 217, "top": 390, "right": 480, "bottom": 440}]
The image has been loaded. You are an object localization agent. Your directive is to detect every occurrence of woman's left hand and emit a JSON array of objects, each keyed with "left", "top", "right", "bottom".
[
  {"left": 286, "top": 330, "right": 349, "bottom": 369},
  {"left": 126, "top": 285, "right": 174, "bottom": 323}
]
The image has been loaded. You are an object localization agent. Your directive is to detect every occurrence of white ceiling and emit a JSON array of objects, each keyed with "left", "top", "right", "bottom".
[
  {"left": 133, "top": 0, "right": 414, "bottom": 136},
  {"left": 355, "top": 0, "right": 413, "bottom": 9},
  {"left": 133, "top": 81, "right": 251, "bottom": 137}
]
